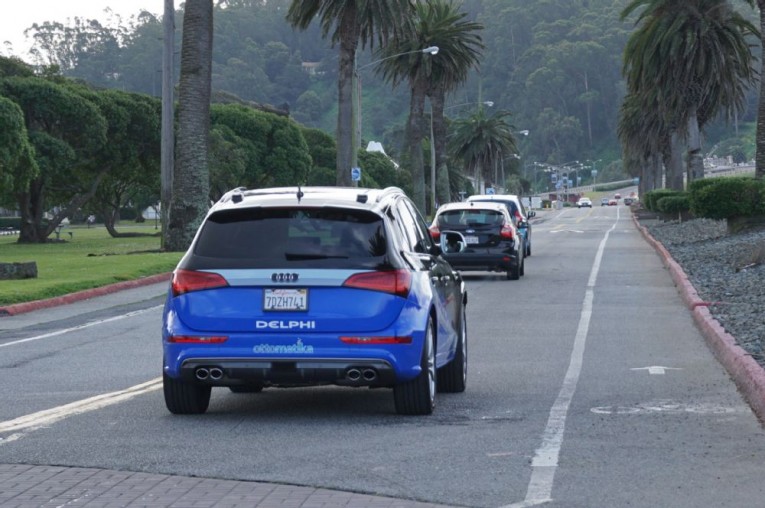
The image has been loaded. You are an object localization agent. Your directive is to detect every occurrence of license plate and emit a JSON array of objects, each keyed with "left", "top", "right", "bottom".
[
  {"left": 264, "top": 289, "right": 308, "bottom": 311},
  {"left": 464, "top": 236, "right": 479, "bottom": 244}
]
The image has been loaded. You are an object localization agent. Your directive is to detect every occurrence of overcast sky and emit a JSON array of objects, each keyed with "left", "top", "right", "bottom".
[{"left": 1, "top": 1, "right": 159, "bottom": 58}]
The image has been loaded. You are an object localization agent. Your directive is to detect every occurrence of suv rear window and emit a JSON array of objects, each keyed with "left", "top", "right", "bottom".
[
  {"left": 193, "top": 207, "right": 387, "bottom": 268},
  {"left": 437, "top": 209, "right": 505, "bottom": 227}
]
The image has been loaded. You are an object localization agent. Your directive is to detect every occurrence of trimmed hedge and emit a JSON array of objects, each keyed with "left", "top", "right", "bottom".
[
  {"left": 644, "top": 189, "right": 685, "bottom": 212},
  {"left": 690, "top": 176, "right": 765, "bottom": 220},
  {"left": 0, "top": 217, "right": 21, "bottom": 229},
  {"left": 657, "top": 195, "right": 690, "bottom": 214}
]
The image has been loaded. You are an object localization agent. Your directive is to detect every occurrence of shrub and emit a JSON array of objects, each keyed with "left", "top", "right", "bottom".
[
  {"left": 644, "top": 189, "right": 684, "bottom": 212},
  {"left": 690, "top": 176, "right": 765, "bottom": 220},
  {"left": 657, "top": 195, "right": 690, "bottom": 214}
]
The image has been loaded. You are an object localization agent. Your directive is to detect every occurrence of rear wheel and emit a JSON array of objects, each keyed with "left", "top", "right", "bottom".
[
  {"left": 519, "top": 255, "right": 525, "bottom": 276},
  {"left": 526, "top": 242, "right": 531, "bottom": 257},
  {"left": 507, "top": 260, "right": 521, "bottom": 280},
  {"left": 437, "top": 305, "right": 467, "bottom": 393},
  {"left": 163, "top": 372, "right": 211, "bottom": 414},
  {"left": 394, "top": 317, "right": 436, "bottom": 415}
]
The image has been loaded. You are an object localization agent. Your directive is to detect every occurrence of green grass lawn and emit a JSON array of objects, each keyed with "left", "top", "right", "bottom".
[{"left": 0, "top": 224, "right": 182, "bottom": 305}]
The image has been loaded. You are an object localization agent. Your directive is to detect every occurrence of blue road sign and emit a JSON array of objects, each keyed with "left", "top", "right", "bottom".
[{"left": 351, "top": 167, "right": 361, "bottom": 182}]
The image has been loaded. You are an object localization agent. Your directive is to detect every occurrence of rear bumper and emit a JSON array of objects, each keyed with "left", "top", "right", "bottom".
[
  {"left": 176, "top": 357, "right": 397, "bottom": 387},
  {"left": 442, "top": 251, "right": 519, "bottom": 272}
]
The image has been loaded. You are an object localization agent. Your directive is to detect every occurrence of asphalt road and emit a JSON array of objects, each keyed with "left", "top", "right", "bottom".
[{"left": 2, "top": 204, "right": 765, "bottom": 507}]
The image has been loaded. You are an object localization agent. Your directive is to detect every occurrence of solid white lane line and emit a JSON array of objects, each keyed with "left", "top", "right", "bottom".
[
  {"left": 0, "top": 305, "right": 163, "bottom": 348},
  {"left": 504, "top": 207, "right": 620, "bottom": 508},
  {"left": 0, "top": 377, "right": 162, "bottom": 436}
]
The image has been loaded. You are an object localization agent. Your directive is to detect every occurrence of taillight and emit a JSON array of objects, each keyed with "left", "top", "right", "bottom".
[
  {"left": 172, "top": 269, "right": 228, "bottom": 296},
  {"left": 429, "top": 225, "right": 440, "bottom": 240},
  {"left": 340, "top": 336, "right": 412, "bottom": 344},
  {"left": 500, "top": 224, "right": 514, "bottom": 239},
  {"left": 167, "top": 335, "right": 228, "bottom": 343},
  {"left": 343, "top": 269, "right": 412, "bottom": 298}
]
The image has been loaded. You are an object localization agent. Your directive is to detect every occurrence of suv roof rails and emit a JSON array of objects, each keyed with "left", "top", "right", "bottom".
[{"left": 374, "top": 186, "right": 405, "bottom": 203}]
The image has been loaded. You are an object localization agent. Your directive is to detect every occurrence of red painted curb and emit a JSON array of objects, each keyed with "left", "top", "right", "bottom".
[
  {"left": 633, "top": 213, "right": 765, "bottom": 425},
  {"left": 0, "top": 272, "right": 172, "bottom": 317}
]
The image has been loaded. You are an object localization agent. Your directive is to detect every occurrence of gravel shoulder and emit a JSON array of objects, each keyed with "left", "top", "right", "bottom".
[{"left": 641, "top": 216, "right": 765, "bottom": 370}]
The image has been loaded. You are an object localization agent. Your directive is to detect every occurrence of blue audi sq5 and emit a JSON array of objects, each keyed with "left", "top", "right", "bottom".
[{"left": 162, "top": 186, "right": 468, "bottom": 415}]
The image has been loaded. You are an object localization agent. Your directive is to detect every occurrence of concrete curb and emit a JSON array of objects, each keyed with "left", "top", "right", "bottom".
[
  {"left": 0, "top": 272, "right": 172, "bottom": 317},
  {"left": 632, "top": 214, "right": 765, "bottom": 425}
]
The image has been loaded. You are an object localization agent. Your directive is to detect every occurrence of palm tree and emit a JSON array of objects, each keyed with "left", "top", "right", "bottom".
[
  {"left": 375, "top": 0, "right": 483, "bottom": 214},
  {"left": 621, "top": 0, "right": 757, "bottom": 188},
  {"left": 618, "top": 92, "right": 668, "bottom": 196},
  {"left": 287, "top": 0, "right": 413, "bottom": 187},
  {"left": 448, "top": 108, "right": 518, "bottom": 193},
  {"left": 166, "top": 0, "right": 213, "bottom": 251},
  {"left": 423, "top": 1, "right": 483, "bottom": 209}
]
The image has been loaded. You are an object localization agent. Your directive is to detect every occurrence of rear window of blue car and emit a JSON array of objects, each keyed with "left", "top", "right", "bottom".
[{"left": 192, "top": 207, "right": 387, "bottom": 268}]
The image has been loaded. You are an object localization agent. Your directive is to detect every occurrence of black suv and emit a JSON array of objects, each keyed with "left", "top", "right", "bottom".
[{"left": 429, "top": 201, "right": 525, "bottom": 280}]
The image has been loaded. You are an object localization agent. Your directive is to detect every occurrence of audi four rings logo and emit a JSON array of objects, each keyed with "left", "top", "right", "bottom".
[{"left": 271, "top": 272, "right": 299, "bottom": 282}]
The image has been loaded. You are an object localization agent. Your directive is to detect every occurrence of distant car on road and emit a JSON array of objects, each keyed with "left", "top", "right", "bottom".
[
  {"left": 608, "top": 198, "right": 618, "bottom": 206},
  {"left": 614, "top": 193, "right": 622, "bottom": 199},
  {"left": 623, "top": 197, "right": 634, "bottom": 206},
  {"left": 600, "top": 197, "right": 609, "bottom": 206},
  {"left": 577, "top": 197, "right": 592, "bottom": 208}
]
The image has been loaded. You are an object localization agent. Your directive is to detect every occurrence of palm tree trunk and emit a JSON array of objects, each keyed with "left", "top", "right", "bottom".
[
  {"left": 336, "top": 6, "right": 359, "bottom": 187},
  {"left": 667, "top": 130, "right": 685, "bottom": 190},
  {"left": 166, "top": 0, "right": 213, "bottom": 251},
  {"left": 407, "top": 81, "right": 428, "bottom": 213},
  {"left": 686, "top": 108, "right": 704, "bottom": 183},
  {"left": 756, "top": 2, "right": 765, "bottom": 180}
]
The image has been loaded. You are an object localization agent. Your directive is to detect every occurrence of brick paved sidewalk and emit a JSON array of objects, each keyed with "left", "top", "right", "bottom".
[{"left": 0, "top": 464, "right": 456, "bottom": 508}]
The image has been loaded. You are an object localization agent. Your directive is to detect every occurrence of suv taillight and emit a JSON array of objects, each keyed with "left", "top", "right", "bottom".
[
  {"left": 343, "top": 269, "right": 412, "bottom": 298},
  {"left": 172, "top": 269, "right": 229, "bottom": 296},
  {"left": 500, "top": 224, "right": 514, "bottom": 239},
  {"left": 429, "top": 225, "right": 440, "bottom": 240}
]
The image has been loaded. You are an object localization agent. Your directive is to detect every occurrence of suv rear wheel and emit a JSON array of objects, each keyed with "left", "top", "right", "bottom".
[
  {"left": 394, "top": 317, "right": 436, "bottom": 415},
  {"left": 163, "top": 373, "right": 211, "bottom": 414}
]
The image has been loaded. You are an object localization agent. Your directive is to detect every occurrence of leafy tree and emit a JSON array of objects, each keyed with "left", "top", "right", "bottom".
[
  {"left": 210, "top": 103, "right": 312, "bottom": 193},
  {"left": 0, "top": 76, "right": 108, "bottom": 243},
  {"left": 81, "top": 89, "right": 162, "bottom": 237},
  {"left": 0, "top": 96, "right": 37, "bottom": 209},
  {"left": 287, "top": 0, "right": 415, "bottom": 186},
  {"left": 166, "top": 0, "right": 214, "bottom": 251}
]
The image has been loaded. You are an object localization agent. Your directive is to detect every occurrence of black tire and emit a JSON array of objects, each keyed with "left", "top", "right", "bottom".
[
  {"left": 526, "top": 242, "right": 531, "bottom": 257},
  {"left": 519, "top": 255, "right": 525, "bottom": 276},
  {"left": 437, "top": 305, "right": 467, "bottom": 393},
  {"left": 163, "top": 372, "right": 211, "bottom": 414},
  {"left": 229, "top": 384, "right": 264, "bottom": 393},
  {"left": 507, "top": 260, "right": 521, "bottom": 280},
  {"left": 394, "top": 317, "right": 436, "bottom": 415}
]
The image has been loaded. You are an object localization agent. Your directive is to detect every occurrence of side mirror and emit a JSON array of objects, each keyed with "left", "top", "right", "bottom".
[{"left": 440, "top": 230, "right": 467, "bottom": 254}]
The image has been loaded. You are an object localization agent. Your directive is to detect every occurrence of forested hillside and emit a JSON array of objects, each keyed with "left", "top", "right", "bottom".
[{"left": 16, "top": 0, "right": 759, "bottom": 172}]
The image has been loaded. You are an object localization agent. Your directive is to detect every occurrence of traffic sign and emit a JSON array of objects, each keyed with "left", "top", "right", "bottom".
[
  {"left": 486, "top": 187, "right": 495, "bottom": 195},
  {"left": 351, "top": 167, "right": 361, "bottom": 182}
]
